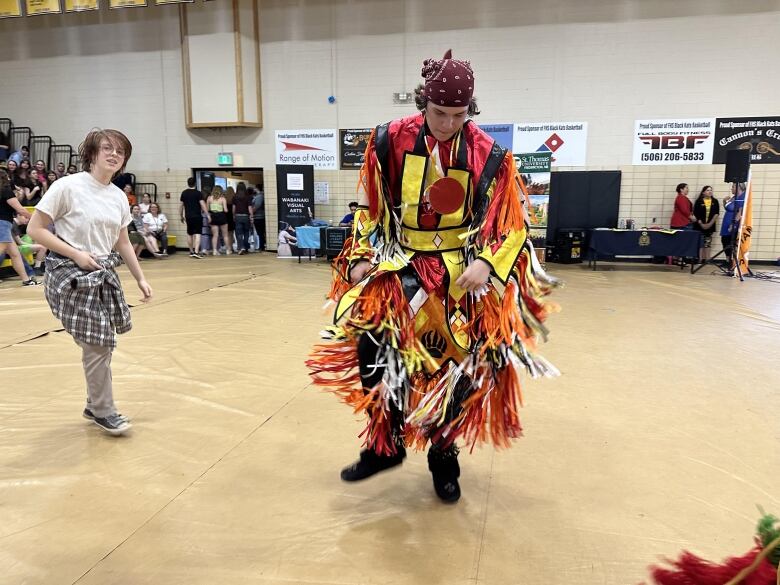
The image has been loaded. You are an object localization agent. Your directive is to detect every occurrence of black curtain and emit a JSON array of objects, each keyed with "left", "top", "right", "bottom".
[{"left": 547, "top": 170, "right": 621, "bottom": 238}]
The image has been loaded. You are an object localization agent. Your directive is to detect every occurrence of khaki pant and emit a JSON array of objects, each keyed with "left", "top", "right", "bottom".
[{"left": 75, "top": 339, "right": 116, "bottom": 418}]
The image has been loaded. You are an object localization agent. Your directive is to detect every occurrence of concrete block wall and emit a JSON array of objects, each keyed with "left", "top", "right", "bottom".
[{"left": 1, "top": 0, "right": 778, "bottom": 259}]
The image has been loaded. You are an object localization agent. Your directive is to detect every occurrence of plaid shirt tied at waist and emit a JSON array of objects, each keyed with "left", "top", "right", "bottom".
[{"left": 44, "top": 252, "right": 132, "bottom": 348}]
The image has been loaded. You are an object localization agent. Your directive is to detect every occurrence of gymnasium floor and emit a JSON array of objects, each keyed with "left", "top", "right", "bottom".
[{"left": 1, "top": 254, "right": 778, "bottom": 585}]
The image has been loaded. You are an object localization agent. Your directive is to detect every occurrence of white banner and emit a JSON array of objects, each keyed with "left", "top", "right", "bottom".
[
  {"left": 513, "top": 122, "right": 588, "bottom": 167},
  {"left": 275, "top": 129, "right": 338, "bottom": 170},
  {"left": 632, "top": 118, "right": 715, "bottom": 165}
]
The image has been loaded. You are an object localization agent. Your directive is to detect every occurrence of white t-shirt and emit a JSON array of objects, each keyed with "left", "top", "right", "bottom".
[
  {"left": 143, "top": 213, "right": 168, "bottom": 233},
  {"left": 35, "top": 172, "right": 131, "bottom": 257}
]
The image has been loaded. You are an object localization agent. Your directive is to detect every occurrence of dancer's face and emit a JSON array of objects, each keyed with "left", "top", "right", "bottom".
[
  {"left": 425, "top": 103, "right": 469, "bottom": 142},
  {"left": 96, "top": 140, "right": 126, "bottom": 176}
]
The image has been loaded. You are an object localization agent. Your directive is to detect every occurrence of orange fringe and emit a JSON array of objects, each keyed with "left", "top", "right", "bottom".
[{"left": 480, "top": 153, "right": 525, "bottom": 245}]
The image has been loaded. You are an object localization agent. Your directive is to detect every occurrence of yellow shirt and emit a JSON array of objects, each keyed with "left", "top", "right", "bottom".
[{"left": 703, "top": 197, "right": 712, "bottom": 222}]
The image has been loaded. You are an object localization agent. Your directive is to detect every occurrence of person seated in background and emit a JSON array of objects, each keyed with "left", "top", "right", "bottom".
[
  {"left": 55, "top": 162, "right": 66, "bottom": 178},
  {"left": 6, "top": 159, "right": 19, "bottom": 185},
  {"left": 66, "top": 164, "right": 78, "bottom": 175},
  {"left": 339, "top": 201, "right": 358, "bottom": 227},
  {"left": 17, "top": 159, "right": 31, "bottom": 183},
  {"left": 143, "top": 202, "right": 168, "bottom": 255},
  {"left": 139, "top": 192, "right": 152, "bottom": 214},
  {"left": 46, "top": 171, "right": 58, "bottom": 190},
  {"left": 123, "top": 183, "right": 136, "bottom": 207},
  {"left": 25, "top": 169, "right": 44, "bottom": 206},
  {"left": 129, "top": 203, "right": 163, "bottom": 259},
  {"left": 692, "top": 185, "right": 720, "bottom": 263},
  {"left": 12, "top": 216, "right": 47, "bottom": 277},
  {"left": 8, "top": 145, "right": 29, "bottom": 166},
  {"left": 33, "top": 160, "right": 48, "bottom": 189}
]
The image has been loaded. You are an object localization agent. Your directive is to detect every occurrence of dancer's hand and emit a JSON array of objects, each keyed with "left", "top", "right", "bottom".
[
  {"left": 73, "top": 250, "right": 102, "bottom": 271},
  {"left": 456, "top": 259, "right": 491, "bottom": 292},
  {"left": 137, "top": 279, "right": 153, "bottom": 302},
  {"left": 349, "top": 260, "right": 371, "bottom": 284}
]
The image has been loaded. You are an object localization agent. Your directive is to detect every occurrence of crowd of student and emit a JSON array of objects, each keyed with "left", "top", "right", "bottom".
[{"left": 179, "top": 177, "right": 266, "bottom": 258}]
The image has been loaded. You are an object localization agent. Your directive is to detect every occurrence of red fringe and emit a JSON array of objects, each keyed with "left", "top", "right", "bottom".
[
  {"left": 358, "top": 130, "right": 381, "bottom": 220},
  {"left": 449, "top": 363, "right": 524, "bottom": 451},
  {"left": 649, "top": 547, "right": 777, "bottom": 585},
  {"left": 307, "top": 339, "right": 362, "bottom": 406}
]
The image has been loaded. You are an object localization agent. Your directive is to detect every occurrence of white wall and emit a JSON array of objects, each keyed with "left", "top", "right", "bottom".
[{"left": 1, "top": 0, "right": 779, "bottom": 259}]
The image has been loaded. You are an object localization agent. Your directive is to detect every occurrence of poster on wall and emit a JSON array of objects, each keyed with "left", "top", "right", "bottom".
[
  {"left": 24, "top": 0, "right": 61, "bottom": 15},
  {"left": 515, "top": 152, "right": 551, "bottom": 230},
  {"left": 0, "top": 0, "right": 22, "bottom": 17},
  {"left": 713, "top": 116, "right": 780, "bottom": 164},
  {"left": 632, "top": 118, "right": 715, "bottom": 165},
  {"left": 339, "top": 128, "right": 372, "bottom": 169},
  {"left": 514, "top": 122, "right": 588, "bottom": 167},
  {"left": 109, "top": 0, "right": 145, "bottom": 8},
  {"left": 276, "top": 165, "right": 314, "bottom": 258},
  {"left": 65, "top": 0, "right": 97, "bottom": 11},
  {"left": 275, "top": 129, "right": 338, "bottom": 170},
  {"left": 478, "top": 123, "right": 514, "bottom": 152}
]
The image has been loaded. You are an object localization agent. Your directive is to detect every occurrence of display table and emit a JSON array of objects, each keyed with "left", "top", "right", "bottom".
[
  {"left": 588, "top": 229, "right": 701, "bottom": 272},
  {"left": 295, "top": 226, "right": 321, "bottom": 250},
  {"left": 293, "top": 226, "right": 350, "bottom": 263}
]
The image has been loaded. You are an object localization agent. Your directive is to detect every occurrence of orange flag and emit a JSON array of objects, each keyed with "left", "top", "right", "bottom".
[{"left": 736, "top": 177, "right": 753, "bottom": 274}]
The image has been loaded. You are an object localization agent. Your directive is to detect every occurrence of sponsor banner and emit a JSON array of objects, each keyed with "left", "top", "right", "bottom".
[
  {"left": 154, "top": 0, "right": 192, "bottom": 4},
  {"left": 632, "top": 118, "right": 715, "bottom": 165},
  {"left": 109, "top": 0, "right": 145, "bottom": 8},
  {"left": 514, "top": 122, "right": 588, "bottom": 167},
  {"left": 478, "top": 123, "right": 514, "bottom": 152},
  {"left": 0, "top": 0, "right": 22, "bottom": 17},
  {"left": 516, "top": 152, "right": 552, "bottom": 173},
  {"left": 713, "top": 116, "right": 780, "bottom": 164},
  {"left": 65, "top": 0, "right": 97, "bottom": 11},
  {"left": 276, "top": 165, "right": 315, "bottom": 257},
  {"left": 339, "top": 128, "right": 372, "bottom": 170},
  {"left": 25, "top": 0, "right": 60, "bottom": 15},
  {"left": 275, "top": 129, "right": 338, "bottom": 170},
  {"left": 515, "top": 153, "right": 550, "bottom": 229}
]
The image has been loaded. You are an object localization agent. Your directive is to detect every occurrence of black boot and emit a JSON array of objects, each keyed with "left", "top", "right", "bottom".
[
  {"left": 428, "top": 444, "right": 461, "bottom": 503},
  {"left": 340, "top": 446, "right": 406, "bottom": 482}
]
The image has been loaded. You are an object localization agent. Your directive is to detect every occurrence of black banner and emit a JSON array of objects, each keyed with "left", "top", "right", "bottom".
[
  {"left": 339, "top": 128, "right": 372, "bottom": 169},
  {"left": 276, "top": 165, "right": 314, "bottom": 255},
  {"left": 713, "top": 116, "right": 780, "bottom": 164}
]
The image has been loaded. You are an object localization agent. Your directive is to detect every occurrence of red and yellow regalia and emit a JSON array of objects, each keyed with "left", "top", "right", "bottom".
[{"left": 308, "top": 54, "right": 559, "bottom": 459}]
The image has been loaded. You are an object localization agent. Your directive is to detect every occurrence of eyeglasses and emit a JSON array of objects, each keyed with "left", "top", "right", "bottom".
[{"left": 100, "top": 143, "right": 126, "bottom": 157}]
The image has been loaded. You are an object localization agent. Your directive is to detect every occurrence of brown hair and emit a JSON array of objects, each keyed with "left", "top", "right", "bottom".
[
  {"left": 79, "top": 129, "right": 132, "bottom": 175},
  {"left": 413, "top": 83, "right": 480, "bottom": 117}
]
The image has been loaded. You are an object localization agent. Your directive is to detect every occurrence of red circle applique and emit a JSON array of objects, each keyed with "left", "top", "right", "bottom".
[{"left": 428, "top": 177, "right": 466, "bottom": 214}]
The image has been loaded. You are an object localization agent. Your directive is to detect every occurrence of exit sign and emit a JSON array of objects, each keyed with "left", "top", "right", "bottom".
[{"left": 217, "top": 152, "right": 233, "bottom": 166}]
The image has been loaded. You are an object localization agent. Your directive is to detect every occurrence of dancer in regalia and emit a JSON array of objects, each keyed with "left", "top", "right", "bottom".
[{"left": 308, "top": 51, "right": 559, "bottom": 502}]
